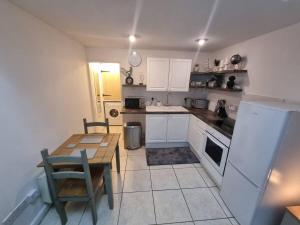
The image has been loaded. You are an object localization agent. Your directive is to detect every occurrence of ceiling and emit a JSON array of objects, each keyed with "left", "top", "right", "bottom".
[{"left": 10, "top": 0, "right": 300, "bottom": 51}]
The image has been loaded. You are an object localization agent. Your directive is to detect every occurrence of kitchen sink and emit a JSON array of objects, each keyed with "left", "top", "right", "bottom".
[{"left": 146, "top": 105, "right": 188, "bottom": 112}]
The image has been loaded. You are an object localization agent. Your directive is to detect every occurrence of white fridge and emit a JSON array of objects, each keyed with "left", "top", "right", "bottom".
[{"left": 221, "top": 100, "right": 300, "bottom": 225}]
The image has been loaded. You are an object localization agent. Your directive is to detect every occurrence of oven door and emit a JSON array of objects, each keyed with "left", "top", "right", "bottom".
[{"left": 204, "top": 132, "right": 229, "bottom": 175}]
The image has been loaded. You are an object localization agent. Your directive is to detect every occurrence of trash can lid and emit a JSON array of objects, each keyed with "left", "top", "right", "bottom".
[{"left": 124, "top": 122, "right": 141, "bottom": 127}]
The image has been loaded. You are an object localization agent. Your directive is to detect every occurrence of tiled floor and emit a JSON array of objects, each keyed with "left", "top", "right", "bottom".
[{"left": 40, "top": 126, "right": 239, "bottom": 225}]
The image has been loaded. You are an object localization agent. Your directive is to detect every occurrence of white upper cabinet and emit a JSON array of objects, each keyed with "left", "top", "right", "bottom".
[
  {"left": 168, "top": 59, "right": 192, "bottom": 92},
  {"left": 147, "top": 57, "right": 191, "bottom": 92},
  {"left": 146, "top": 58, "right": 170, "bottom": 91}
]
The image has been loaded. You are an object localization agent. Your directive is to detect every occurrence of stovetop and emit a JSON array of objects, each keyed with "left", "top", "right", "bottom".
[{"left": 213, "top": 118, "right": 235, "bottom": 136}]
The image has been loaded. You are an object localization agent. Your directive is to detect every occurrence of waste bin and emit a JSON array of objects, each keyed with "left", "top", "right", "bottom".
[{"left": 123, "top": 122, "right": 142, "bottom": 149}]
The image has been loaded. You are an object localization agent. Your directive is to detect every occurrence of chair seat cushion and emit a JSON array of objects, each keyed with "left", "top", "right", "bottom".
[{"left": 58, "top": 166, "right": 104, "bottom": 198}]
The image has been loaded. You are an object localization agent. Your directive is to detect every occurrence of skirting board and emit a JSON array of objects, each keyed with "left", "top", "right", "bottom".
[
  {"left": 145, "top": 142, "right": 189, "bottom": 148},
  {"left": 30, "top": 204, "right": 50, "bottom": 225}
]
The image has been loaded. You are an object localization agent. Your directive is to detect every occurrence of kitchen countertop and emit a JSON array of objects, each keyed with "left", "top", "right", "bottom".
[
  {"left": 120, "top": 107, "right": 235, "bottom": 138},
  {"left": 120, "top": 107, "right": 190, "bottom": 114}
]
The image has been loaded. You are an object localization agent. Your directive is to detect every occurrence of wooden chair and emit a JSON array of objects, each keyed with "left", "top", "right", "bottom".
[
  {"left": 83, "top": 118, "right": 110, "bottom": 134},
  {"left": 41, "top": 149, "right": 103, "bottom": 225}
]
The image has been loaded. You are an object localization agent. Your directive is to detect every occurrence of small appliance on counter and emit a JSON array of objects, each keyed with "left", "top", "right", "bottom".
[
  {"left": 215, "top": 99, "right": 228, "bottom": 118},
  {"left": 192, "top": 98, "right": 209, "bottom": 109},
  {"left": 184, "top": 97, "right": 193, "bottom": 108},
  {"left": 124, "top": 97, "right": 145, "bottom": 109}
]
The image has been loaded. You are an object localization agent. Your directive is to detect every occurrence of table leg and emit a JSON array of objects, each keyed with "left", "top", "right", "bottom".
[
  {"left": 104, "top": 164, "right": 114, "bottom": 209},
  {"left": 115, "top": 143, "right": 120, "bottom": 174}
]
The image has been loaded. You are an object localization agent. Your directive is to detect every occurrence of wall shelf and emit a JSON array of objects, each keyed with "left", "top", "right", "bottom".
[
  {"left": 122, "top": 84, "right": 146, "bottom": 87},
  {"left": 189, "top": 86, "right": 243, "bottom": 92},
  {"left": 191, "top": 69, "right": 247, "bottom": 76}
]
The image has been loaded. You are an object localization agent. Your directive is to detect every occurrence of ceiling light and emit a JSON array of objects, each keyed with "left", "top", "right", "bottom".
[
  {"left": 129, "top": 35, "right": 136, "bottom": 43},
  {"left": 196, "top": 38, "right": 208, "bottom": 46}
]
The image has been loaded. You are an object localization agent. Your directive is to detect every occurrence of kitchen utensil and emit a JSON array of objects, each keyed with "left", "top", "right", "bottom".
[
  {"left": 192, "top": 99, "right": 209, "bottom": 109},
  {"left": 215, "top": 99, "right": 228, "bottom": 118},
  {"left": 184, "top": 98, "right": 193, "bottom": 108}
]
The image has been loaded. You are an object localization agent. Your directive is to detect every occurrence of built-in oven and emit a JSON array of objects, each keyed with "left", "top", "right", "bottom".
[{"left": 204, "top": 131, "right": 229, "bottom": 175}]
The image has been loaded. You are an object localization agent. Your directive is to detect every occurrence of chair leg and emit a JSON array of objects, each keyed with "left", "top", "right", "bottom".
[
  {"left": 103, "top": 177, "right": 107, "bottom": 194},
  {"left": 90, "top": 198, "right": 98, "bottom": 225},
  {"left": 54, "top": 200, "right": 67, "bottom": 225}
]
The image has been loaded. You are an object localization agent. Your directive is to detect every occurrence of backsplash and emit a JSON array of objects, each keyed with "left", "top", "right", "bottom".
[{"left": 122, "top": 87, "right": 207, "bottom": 106}]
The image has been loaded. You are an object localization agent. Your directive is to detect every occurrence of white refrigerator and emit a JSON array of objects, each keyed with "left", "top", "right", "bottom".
[{"left": 221, "top": 100, "right": 300, "bottom": 225}]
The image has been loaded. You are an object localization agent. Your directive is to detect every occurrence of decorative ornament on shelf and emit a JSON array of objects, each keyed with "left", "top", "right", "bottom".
[
  {"left": 230, "top": 54, "right": 242, "bottom": 70},
  {"left": 214, "top": 59, "right": 220, "bottom": 71},
  {"left": 121, "top": 66, "right": 134, "bottom": 85},
  {"left": 138, "top": 72, "right": 144, "bottom": 85},
  {"left": 193, "top": 64, "right": 200, "bottom": 72},
  {"left": 226, "top": 75, "right": 236, "bottom": 89}
]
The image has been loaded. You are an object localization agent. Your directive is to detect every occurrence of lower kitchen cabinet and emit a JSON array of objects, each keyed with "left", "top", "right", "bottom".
[
  {"left": 187, "top": 115, "right": 207, "bottom": 158},
  {"left": 146, "top": 114, "right": 189, "bottom": 144},
  {"left": 167, "top": 114, "right": 189, "bottom": 142},
  {"left": 146, "top": 114, "right": 168, "bottom": 143}
]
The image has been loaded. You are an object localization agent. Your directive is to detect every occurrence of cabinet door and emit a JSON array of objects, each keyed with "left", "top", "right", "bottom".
[
  {"left": 167, "top": 114, "right": 189, "bottom": 142},
  {"left": 188, "top": 119, "right": 206, "bottom": 158},
  {"left": 146, "top": 115, "right": 168, "bottom": 143},
  {"left": 168, "top": 59, "right": 192, "bottom": 92},
  {"left": 147, "top": 58, "right": 169, "bottom": 91}
]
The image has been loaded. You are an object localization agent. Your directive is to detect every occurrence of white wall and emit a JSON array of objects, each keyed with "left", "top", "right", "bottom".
[
  {"left": 0, "top": 0, "right": 92, "bottom": 223},
  {"left": 86, "top": 48, "right": 210, "bottom": 105},
  {"left": 209, "top": 22, "right": 300, "bottom": 108}
]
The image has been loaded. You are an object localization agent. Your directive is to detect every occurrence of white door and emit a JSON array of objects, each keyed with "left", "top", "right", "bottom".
[
  {"left": 146, "top": 115, "right": 168, "bottom": 143},
  {"left": 168, "top": 59, "right": 192, "bottom": 92},
  {"left": 228, "top": 101, "right": 287, "bottom": 188},
  {"left": 167, "top": 114, "right": 189, "bottom": 142},
  {"left": 147, "top": 58, "right": 169, "bottom": 91}
]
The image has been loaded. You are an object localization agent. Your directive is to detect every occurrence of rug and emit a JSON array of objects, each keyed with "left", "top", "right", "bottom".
[{"left": 146, "top": 147, "right": 200, "bottom": 166}]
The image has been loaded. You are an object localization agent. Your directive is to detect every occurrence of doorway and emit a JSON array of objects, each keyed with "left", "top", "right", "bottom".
[{"left": 88, "top": 63, "right": 123, "bottom": 127}]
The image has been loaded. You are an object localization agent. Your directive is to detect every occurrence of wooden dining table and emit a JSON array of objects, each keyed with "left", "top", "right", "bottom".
[{"left": 37, "top": 133, "right": 121, "bottom": 209}]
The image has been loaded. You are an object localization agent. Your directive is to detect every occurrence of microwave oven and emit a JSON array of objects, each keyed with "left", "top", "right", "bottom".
[{"left": 124, "top": 97, "right": 145, "bottom": 109}]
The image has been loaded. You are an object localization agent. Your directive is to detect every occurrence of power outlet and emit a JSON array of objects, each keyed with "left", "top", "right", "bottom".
[{"left": 2, "top": 189, "right": 40, "bottom": 225}]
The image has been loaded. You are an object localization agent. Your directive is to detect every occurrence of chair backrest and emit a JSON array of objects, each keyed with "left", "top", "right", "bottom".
[
  {"left": 41, "top": 149, "right": 94, "bottom": 201},
  {"left": 83, "top": 118, "right": 110, "bottom": 134}
]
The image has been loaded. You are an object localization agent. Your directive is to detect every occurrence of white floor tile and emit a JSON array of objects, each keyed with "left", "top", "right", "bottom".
[
  {"left": 153, "top": 190, "right": 192, "bottom": 224},
  {"left": 126, "top": 155, "right": 149, "bottom": 170},
  {"left": 166, "top": 223, "right": 194, "bottom": 225},
  {"left": 126, "top": 147, "right": 146, "bottom": 156},
  {"left": 229, "top": 218, "right": 240, "bottom": 225},
  {"left": 194, "top": 218, "right": 232, "bottom": 225},
  {"left": 79, "top": 194, "right": 121, "bottom": 225},
  {"left": 196, "top": 168, "right": 216, "bottom": 187},
  {"left": 210, "top": 187, "right": 233, "bottom": 217},
  {"left": 149, "top": 164, "right": 173, "bottom": 170},
  {"left": 40, "top": 202, "right": 86, "bottom": 225},
  {"left": 172, "top": 163, "right": 195, "bottom": 169},
  {"left": 183, "top": 188, "right": 226, "bottom": 221},
  {"left": 174, "top": 167, "right": 207, "bottom": 188},
  {"left": 123, "top": 170, "right": 151, "bottom": 192},
  {"left": 150, "top": 169, "right": 180, "bottom": 190},
  {"left": 118, "top": 192, "right": 155, "bottom": 225},
  {"left": 112, "top": 171, "right": 125, "bottom": 193}
]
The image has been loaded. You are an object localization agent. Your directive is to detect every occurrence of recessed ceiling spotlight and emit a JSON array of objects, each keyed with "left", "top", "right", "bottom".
[
  {"left": 196, "top": 38, "right": 208, "bottom": 46},
  {"left": 129, "top": 35, "right": 136, "bottom": 43}
]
